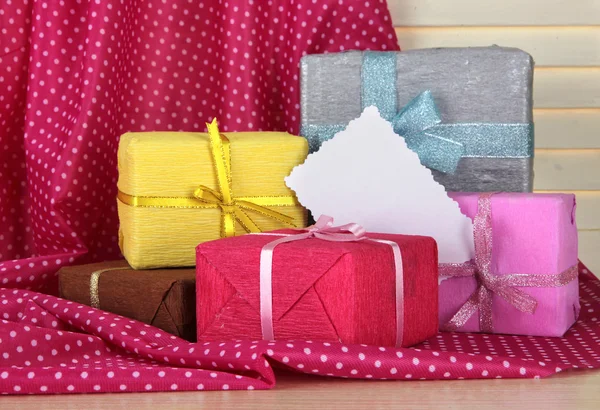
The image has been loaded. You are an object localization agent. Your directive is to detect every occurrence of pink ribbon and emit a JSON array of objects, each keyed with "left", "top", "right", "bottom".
[
  {"left": 259, "top": 215, "right": 405, "bottom": 347},
  {"left": 440, "top": 193, "right": 579, "bottom": 333}
]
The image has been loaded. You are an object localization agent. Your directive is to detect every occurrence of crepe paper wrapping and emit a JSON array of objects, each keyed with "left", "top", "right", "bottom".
[
  {"left": 300, "top": 47, "right": 535, "bottom": 192},
  {"left": 0, "top": 263, "right": 599, "bottom": 395},
  {"left": 440, "top": 192, "right": 580, "bottom": 337},
  {"left": 117, "top": 125, "right": 309, "bottom": 269},
  {"left": 256, "top": 216, "right": 405, "bottom": 347},
  {"left": 196, "top": 228, "right": 438, "bottom": 348},
  {"left": 58, "top": 260, "right": 197, "bottom": 342},
  {"left": 440, "top": 193, "right": 578, "bottom": 334}
]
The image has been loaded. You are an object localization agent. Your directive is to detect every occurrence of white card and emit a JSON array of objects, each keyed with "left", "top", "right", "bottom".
[{"left": 286, "top": 106, "right": 475, "bottom": 264}]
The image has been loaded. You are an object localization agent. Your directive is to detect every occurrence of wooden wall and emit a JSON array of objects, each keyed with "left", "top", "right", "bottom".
[{"left": 388, "top": 0, "right": 600, "bottom": 272}]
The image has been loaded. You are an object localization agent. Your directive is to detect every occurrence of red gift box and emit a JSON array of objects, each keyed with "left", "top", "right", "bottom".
[{"left": 196, "top": 229, "right": 438, "bottom": 347}]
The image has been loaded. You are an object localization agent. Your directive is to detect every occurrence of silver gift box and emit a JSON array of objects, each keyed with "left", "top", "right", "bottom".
[{"left": 299, "top": 47, "right": 535, "bottom": 192}]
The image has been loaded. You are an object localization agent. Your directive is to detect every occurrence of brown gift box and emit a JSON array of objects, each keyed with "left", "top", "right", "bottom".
[{"left": 58, "top": 260, "right": 196, "bottom": 342}]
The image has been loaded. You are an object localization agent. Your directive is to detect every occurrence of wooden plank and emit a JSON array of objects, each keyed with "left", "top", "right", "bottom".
[
  {"left": 534, "top": 109, "right": 600, "bottom": 148},
  {"left": 535, "top": 69, "right": 600, "bottom": 108},
  {"left": 394, "top": 27, "right": 600, "bottom": 66},
  {"left": 4, "top": 371, "right": 600, "bottom": 410},
  {"left": 389, "top": 0, "right": 600, "bottom": 26},
  {"left": 534, "top": 149, "right": 600, "bottom": 190},
  {"left": 579, "top": 230, "right": 600, "bottom": 274},
  {"left": 534, "top": 191, "right": 600, "bottom": 230}
]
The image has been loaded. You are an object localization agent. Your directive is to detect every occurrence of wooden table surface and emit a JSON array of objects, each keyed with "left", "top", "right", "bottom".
[{"left": 4, "top": 370, "right": 600, "bottom": 410}]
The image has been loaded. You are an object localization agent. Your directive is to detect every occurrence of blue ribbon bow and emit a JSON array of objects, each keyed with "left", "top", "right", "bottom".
[{"left": 392, "top": 90, "right": 464, "bottom": 173}]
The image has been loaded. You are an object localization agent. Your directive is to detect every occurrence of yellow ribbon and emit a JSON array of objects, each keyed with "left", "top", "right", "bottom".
[{"left": 118, "top": 118, "right": 298, "bottom": 238}]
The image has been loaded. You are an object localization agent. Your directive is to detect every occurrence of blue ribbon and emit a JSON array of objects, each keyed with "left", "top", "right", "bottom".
[{"left": 301, "top": 51, "right": 534, "bottom": 174}]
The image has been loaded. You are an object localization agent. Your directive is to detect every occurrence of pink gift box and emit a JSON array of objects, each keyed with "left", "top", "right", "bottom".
[{"left": 440, "top": 193, "right": 580, "bottom": 337}]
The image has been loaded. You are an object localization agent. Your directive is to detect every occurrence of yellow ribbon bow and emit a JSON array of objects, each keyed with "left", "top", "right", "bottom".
[
  {"left": 117, "top": 118, "right": 299, "bottom": 237},
  {"left": 195, "top": 119, "right": 297, "bottom": 237}
]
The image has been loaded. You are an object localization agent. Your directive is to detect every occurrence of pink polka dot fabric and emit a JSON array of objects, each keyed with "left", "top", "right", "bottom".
[
  {"left": 2, "top": 1, "right": 600, "bottom": 396},
  {"left": 0, "top": 262, "right": 598, "bottom": 395},
  {"left": 0, "top": 0, "right": 400, "bottom": 294}
]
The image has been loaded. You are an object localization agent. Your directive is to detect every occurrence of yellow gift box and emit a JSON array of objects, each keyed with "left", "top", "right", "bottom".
[{"left": 117, "top": 120, "right": 308, "bottom": 269}]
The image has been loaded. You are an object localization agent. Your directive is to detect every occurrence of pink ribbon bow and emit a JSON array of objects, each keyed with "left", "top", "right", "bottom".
[
  {"left": 259, "top": 215, "right": 405, "bottom": 347},
  {"left": 440, "top": 193, "right": 578, "bottom": 333}
]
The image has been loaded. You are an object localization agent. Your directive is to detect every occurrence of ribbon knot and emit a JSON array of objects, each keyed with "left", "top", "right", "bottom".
[
  {"left": 191, "top": 119, "right": 297, "bottom": 238},
  {"left": 440, "top": 193, "right": 578, "bottom": 333},
  {"left": 391, "top": 90, "right": 465, "bottom": 174},
  {"left": 218, "top": 203, "right": 237, "bottom": 214},
  {"left": 302, "top": 215, "right": 368, "bottom": 241}
]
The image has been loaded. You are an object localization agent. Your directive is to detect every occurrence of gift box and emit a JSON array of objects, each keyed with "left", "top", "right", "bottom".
[
  {"left": 300, "top": 47, "right": 534, "bottom": 192},
  {"left": 117, "top": 120, "right": 309, "bottom": 269},
  {"left": 440, "top": 193, "right": 579, "bottom": 337},
  {"left": 58, "top": 260, "right": 197, "bottom": 342},
  {"left": 196, "top": 219, "right": 439, "bottom": 347}
]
